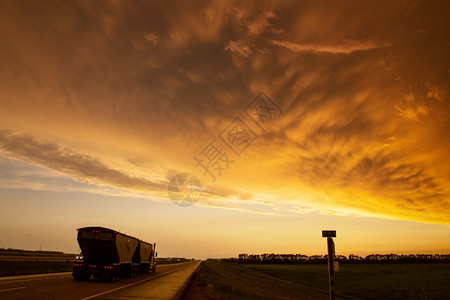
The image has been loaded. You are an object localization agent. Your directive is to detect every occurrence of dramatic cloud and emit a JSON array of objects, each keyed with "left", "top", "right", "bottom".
[
  {"left": 144, "top": 33, "right": 159, "bottom": 45},
  {"left": 270, "top": 39, "right": 391, "bottom": 54},
  {"left": 395, "top": 93, "right": 431, "bottom": 121},
  {"left": 0, "top": 130, "right": 166, "bottom": 193},
  {"left": 224, "top": 40, "right": 252, "bottom": 57},
  {"left": 0, "top": 0, "right": 449, "bottom": 224}
]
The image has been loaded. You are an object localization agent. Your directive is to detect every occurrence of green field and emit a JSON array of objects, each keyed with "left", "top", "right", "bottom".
[
  {"left": 183, "top": 261, "right": 450, "bottom": 300},
  {"left": 0, "top": 260, "right": 74, "bottom": 277},
  {"left": 242, "top": 263, "right": 450, "bottom": 299}
]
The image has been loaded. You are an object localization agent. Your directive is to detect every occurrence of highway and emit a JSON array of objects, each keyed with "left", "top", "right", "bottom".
[{"left": 0, "top": 261, "right": 199, "bottom": 300}]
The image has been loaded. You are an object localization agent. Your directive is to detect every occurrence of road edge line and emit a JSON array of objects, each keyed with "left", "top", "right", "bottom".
[
  {"left": 81, "top": 263, "right": 194, "bottom": 300},
  {"left": 0, "top": 272, "right": 72, "bottom": 281},
  {"left": 0, "top": 286, "right": 27, "bottom": 293},
  {"left": 172, "top": 261, "right": 201, "bottom": 300}
]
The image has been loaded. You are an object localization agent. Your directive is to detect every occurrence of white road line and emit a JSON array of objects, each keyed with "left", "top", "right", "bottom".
[
  {"left": 0, "top": 272, "right": 71, "bottom": 282},
  {"left": 0, "top": 286, "right": 27, "bottom": 293},
  {"left": 81, "top": 265, "right": 191, "bottom": 300}
]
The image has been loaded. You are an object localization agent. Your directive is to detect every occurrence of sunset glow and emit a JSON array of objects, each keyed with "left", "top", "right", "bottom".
[{"left": 0, "top": 0, "right": 449, "bottom": 258}]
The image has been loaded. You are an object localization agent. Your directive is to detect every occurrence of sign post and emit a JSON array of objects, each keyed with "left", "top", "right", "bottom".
[{"left": 322, "top": 230, "right": 336, "bottom": 300}]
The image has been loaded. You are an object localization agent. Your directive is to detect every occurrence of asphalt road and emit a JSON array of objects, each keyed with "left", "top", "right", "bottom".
[{"left": 0, "top": 261, "right": 198, "bottom": 300}]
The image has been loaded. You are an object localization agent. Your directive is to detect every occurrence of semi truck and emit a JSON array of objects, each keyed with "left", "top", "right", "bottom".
[{"left": 72, "top": 226, "right": 157, "bottom": 281}]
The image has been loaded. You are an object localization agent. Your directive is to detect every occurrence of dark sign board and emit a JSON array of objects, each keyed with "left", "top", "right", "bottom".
[{"left": 322, "top": 230, "right": 336, "bottom": 238}]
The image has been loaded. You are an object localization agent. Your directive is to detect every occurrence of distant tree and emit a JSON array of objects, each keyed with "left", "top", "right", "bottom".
[{"left": 237, "top": 253, "right": 450, "bottom": 264}]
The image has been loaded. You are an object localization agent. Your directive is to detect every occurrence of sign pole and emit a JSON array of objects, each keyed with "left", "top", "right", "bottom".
[
  {"left": 322, "top": 230, "right": 336, "bottom": 300},
  {"left": 327, "top": 237, "right": 335, "bottom": 300}
]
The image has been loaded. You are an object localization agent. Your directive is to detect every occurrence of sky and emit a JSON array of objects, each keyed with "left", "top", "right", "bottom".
[{"left": 0, "top": 0, "right": 449, "bottom": 259}]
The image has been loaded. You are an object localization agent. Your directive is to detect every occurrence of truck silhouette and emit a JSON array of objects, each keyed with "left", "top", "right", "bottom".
[{"left": 72, "top": 226, "right": 156, "bottom": 281}]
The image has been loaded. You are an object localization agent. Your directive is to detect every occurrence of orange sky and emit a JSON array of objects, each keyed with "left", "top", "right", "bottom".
[{"left": 0, "top": 0, "right": 449, "bottom": 258}]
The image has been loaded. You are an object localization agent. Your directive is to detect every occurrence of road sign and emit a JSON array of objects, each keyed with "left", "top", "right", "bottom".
[{"left": 322, "top": 230, "right": 336, "bottom": 238}]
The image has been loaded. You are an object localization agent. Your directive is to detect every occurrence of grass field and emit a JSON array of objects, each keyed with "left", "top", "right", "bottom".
[
  {"left": 183, "top": 261, "right": 450, "bottom": 300},
  {"left": 0, "top": 260, "right": 74, "bottom": 277},
  {"left": 183, "top": 260, "right": 328, "bottom": 299},
  {"left": 0, "top": 250, "right": 76, "bottom": 276},
  {"left": 244, "top": 263, "right": 450, "bottom": 299}
]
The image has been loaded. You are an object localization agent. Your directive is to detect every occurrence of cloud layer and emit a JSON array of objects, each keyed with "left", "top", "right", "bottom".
[
  {"left": 0, "top": 0, "right": 449, "bottom": 224},
  {"left": 0, "top": 130, "right": 166, "bottom": 193},
  {"left": 270, "top": 39, "right": 391, "bottom": 54}
]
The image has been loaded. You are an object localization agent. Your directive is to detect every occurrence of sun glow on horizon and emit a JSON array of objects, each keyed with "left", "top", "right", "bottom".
[{"left": 0, "top": 0, "right": 449, "bottom": 258}]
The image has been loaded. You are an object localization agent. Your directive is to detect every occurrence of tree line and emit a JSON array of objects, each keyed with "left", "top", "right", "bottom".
[
  {"left": 0, "top": 247, "right": 70, "bottom": 256},
  {"left": 234, "top": 253, "right": 450, "bottom": 264}
]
